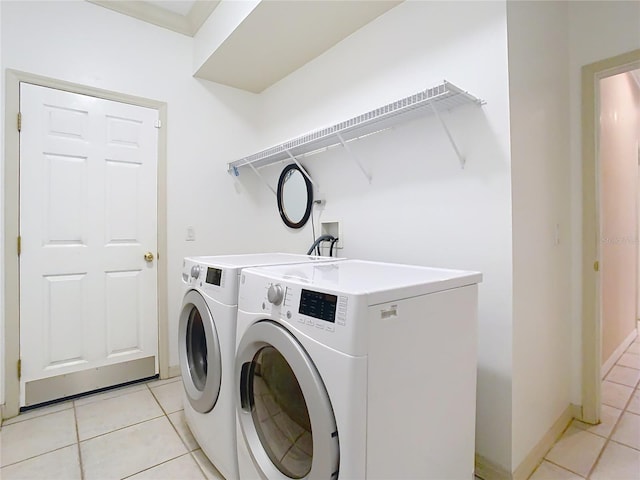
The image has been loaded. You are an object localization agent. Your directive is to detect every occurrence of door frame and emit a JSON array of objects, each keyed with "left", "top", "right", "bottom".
[
  {"left": 581, "top": 49, "right": 640, "bottom": 424},
  {"left": 2, "top": 69, "right": 169, "bottom": 419}
]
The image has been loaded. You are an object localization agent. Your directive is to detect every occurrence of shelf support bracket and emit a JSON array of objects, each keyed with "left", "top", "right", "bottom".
[
  {"left": 285, "top": 149, "right": 319, "bottom": 189},
  {"left": 429, "top": 101, "right": 465, "bottom": 168},
  {"left": 248, "top": 163, "right": 277, "bottom": 197},
  {"left": 336, "top": 132, "right": 372, "bottom": 183}
]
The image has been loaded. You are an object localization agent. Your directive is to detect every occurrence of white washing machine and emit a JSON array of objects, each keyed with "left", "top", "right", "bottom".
[
  {"left": 235, "top": 259, "right": 482, "bottom": 480},
  {"left": 179, "top": 254, "right": 342, "bottom": 480}
]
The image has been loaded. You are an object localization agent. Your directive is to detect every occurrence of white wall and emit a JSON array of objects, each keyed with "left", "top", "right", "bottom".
[
  {"left": 507, "top": 1, "right": 572, "bottom": 470},
  {"left": 256, "top": 1, "right": 514, "bottom": 471},
  {"left": 568, "top": 0, "right": 640, "bottom": 403},
  {"left": 0, "top": 0, "right": 312, "bottom": 405}
]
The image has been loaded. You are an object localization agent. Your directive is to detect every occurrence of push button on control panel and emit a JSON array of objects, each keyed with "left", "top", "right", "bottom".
[{"left": 336, "top": 296, "right": 348, "bottom": 326}]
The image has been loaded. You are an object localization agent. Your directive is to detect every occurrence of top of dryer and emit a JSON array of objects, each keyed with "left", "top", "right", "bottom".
[
  {"left": 243, "top": 259, "right": 482, "bottom": 306},
  {"left": 184, "top": 253, "right": 331, "bottom": 269},
  {"left": 183, "top": 253, "right": 342, "bottom": 306}
]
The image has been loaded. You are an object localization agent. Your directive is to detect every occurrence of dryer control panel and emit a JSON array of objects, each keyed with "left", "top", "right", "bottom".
[
  {"left": 249, "top": 280, "right": 365, "bottom": 356},
  {"left": 299, "top": 289, "right": 337, "bottom": 323}
]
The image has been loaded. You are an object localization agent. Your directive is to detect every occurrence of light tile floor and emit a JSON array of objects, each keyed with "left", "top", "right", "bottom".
[
  {"left": 0, "top": 377, "right": 225, "bottom": 480},
  {"left": 529, "top": 333, "right": 640, "bottom": 480},
  {"left": 4, "top": 336, "right": 639, "bottom": 480}
]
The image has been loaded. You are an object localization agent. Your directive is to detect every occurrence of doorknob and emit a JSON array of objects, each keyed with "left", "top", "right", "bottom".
[{"left": 144, "top": 252, "right": 154, "bottom": 262}]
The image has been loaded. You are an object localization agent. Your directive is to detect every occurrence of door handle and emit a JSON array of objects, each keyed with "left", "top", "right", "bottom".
[
  {"left": 240, "top": 362, "right": 254, "bottom": 412},
  {"left": 144, "top": 252, "right": 154, "bottom": 263}
]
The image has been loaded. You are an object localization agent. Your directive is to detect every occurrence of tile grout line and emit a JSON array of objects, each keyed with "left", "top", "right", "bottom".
[
  {"left": 72, "top": 402, "right": 85, "bottom": 480},
  {"left": 0, "top": 442, "right": 78, "bottom": 469},
  {"left": 146, "top": 380, "right": 209, "bottom": 479},
  {"left": 2, "top": 403, "right": 75, "bottom": 426},
  {"left": 541, "top": 458, "right": 587, "bottom": 479},
  {"left": 120, "top": 451, "right": 195, "bottom": 480},
  {"left": 190, "top": 450, "right": 213, "bottom": 480},
  {"left": 78, "top": 413, "right": 167, "bottom": 443},
  {"left": 602, "top": 375, "right": 640, "bottom": 390}
]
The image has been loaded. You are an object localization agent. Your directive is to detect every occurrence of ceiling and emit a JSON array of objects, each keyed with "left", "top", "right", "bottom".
[
  {"left": 194, "top": 0, "right": 403, "bottom": 92},
  {"left": 88, "top": 0, "right": 403, "bottom": 93}
]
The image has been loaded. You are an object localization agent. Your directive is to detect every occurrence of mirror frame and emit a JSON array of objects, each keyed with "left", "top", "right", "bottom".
[{"left": 276, "top": 163, "right": 313, "bottom": 229}]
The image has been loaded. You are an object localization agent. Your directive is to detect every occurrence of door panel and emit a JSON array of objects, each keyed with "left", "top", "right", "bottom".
[
  {"left": 44, "top": 273, "right": 86, "bottom": 367},
  {"left": 19, "top": 83, "right": 159, "bottom": 406},
  {"left": 106, "top": 270, "right": 142, "bottom": 356}
]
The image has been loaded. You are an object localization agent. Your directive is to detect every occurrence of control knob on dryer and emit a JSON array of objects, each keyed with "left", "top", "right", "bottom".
[
  {"left": 190, "top": 265, "right": 201, "bottom": 279},
  {"left": 267, "top": 283, "right": 284, "bottom": 305}
]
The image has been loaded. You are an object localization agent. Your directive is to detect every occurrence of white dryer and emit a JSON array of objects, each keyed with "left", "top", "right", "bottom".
[
  {"left": 179, "top": 254, "right": 341, "bottom": 480},
  {"left": 235, "top": 260, "right": 482, "bottom": 480}
]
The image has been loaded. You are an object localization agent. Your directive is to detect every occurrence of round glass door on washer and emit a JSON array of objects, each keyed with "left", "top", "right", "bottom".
[
  {"left": 237, "top": 320, "right": 340, "bottom": 479},
  {"left": 179, "top": 289, "right": 222, "bottom": 413}
]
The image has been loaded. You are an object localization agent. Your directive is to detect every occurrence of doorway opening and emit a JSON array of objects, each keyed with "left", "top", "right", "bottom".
[{"left": 581, "top": 50, "right": 640, "bottom": 424}]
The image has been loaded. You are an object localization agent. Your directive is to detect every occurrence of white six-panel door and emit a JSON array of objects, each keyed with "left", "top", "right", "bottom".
[{"left": 19, "top": 83, "right": 159, "bottom": 406}]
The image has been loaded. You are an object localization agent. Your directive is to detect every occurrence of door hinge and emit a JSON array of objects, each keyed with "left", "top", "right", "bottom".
[
  {"left": 17, "top": 112, "right": 22, "bottom": 132},
  {"left": 594, "top": 260, "right": 599, "bottom": 272},
  {"left": 17, "top": 359, "right": 22, "bottom": 379},
  {"left": 154, "top": 120, "right": 162, "bottom": 129},
  {"left": 17, "top": 236, "right": 21, "bottom": 256}
]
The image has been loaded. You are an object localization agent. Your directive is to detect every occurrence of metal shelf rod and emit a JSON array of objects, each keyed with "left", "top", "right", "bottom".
[
  {"left": 336, "top": 132, "right": 372, "bottom": 183},
  {"left": 285, "top": 149, "right": 319, "bottom": 189},
  {"left": 429, "top": 101, "right": 465, "bottom": 168},
  {"left": 248, "top": 163, "right": 276, "bottom": 197}
]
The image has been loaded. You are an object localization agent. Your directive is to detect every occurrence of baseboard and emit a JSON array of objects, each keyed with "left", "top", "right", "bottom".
[
  {"left": 167, "top": 364, "right": 181, "bottom": 378},
  {"left": 475, "top": 453, "right": 511, "bottom": 480},
  {"left": 476, "top": 404, "right": 576, "bottom": 480},
  {"left": 602, "top": 329, "right": 638, "bottom": 378},
  {"left": 512, "top": 404, "right": 575, "bottom": 480}
]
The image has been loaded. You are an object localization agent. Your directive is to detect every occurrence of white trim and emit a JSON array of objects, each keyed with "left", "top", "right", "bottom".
[
  {"left": 601, "top": 328, "right": 638, "bottom": 378},
  {"left": 87, "top": 0, "right": 219, "bottom": 37},
  {"left": 512, "top": 404, "right": 575, "bottom": 480}
]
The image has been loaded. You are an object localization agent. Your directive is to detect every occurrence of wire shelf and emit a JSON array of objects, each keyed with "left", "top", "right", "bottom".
[{"left": 228, "top": 80, "right": 484, "bottom": 174}]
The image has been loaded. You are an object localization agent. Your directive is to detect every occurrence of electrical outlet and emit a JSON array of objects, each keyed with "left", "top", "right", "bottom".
[{"left": 186, "top": 226, "right": 196, "bottom": 241}]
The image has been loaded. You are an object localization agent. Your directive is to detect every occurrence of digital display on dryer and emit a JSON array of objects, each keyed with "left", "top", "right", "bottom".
[
  {"left": 206, "top": 267, "right": 222, "bottom": 286},
  {"left": 299, "top": 289, "right": 337, "bottom": 323}
]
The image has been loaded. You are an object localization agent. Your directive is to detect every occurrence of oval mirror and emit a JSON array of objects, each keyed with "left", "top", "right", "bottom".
[{"left": 277, "top": 164, "right": 313, "bottom": 229}]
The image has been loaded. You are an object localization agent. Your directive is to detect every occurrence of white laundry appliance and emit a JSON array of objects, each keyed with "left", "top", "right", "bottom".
[
  {"left": 179, "top": 254, "right": 343, "bottom": 480},
  {"left": 235, "top": 259, "right": 482, "bottom": 480}
]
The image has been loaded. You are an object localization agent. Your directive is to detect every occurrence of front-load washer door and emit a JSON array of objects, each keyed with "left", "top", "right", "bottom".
[
  {"left": 179, "top": 290, "right": 222, "bottom": 413},
  {"left": 236, "top": 320, "right": 339, "bottom": 480}
]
